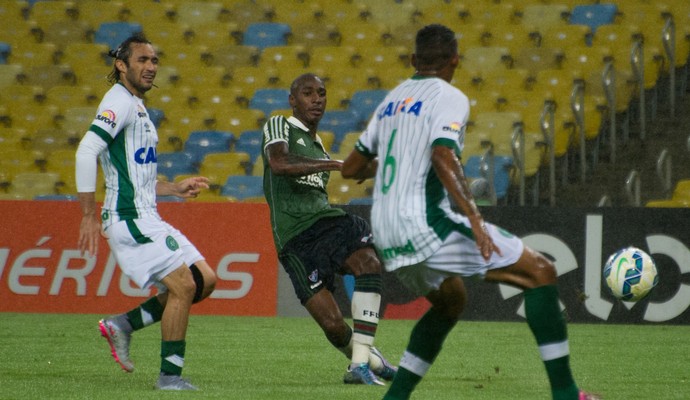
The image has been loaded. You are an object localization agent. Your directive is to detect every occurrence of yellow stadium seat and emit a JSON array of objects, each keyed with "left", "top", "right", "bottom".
[
  {"left": 9, "top": 103, "right": 61, "bottom": 132},
  {"left": 199, "top": 152, "right": 251, "bottom": 187},
  {"left": 485, "top": 24, "right": 538, "bottom": 55},
  {"left": 259, "top": 45, "right": 309, "bottom": 69},
  {"left": 460, "top": 46, "right": 512, "bottom": 75},
  {"left": 171, "top": 2, "right": 223, "bottom": 27},
  {"left": 221, "top": 108, "right": 266, "bottom": 135},
  {"left": 0, "top": 65, "right": 24, "bottom": 89},
  {"left": 338, "top": 21, "right": 390, "bottom": 51},
  {"left": 9, "top": 42, "right": 59, "bottom": 67},
  {"left": 78, "top": 1, "right": 128, "bottom": 26},
  {"left": 327, "top": 173, "right": 371, "bottom": 205},
  {"left": 645, "top": 199, "right": 690, "bottom": 208},
  {"left": 25, "top": 128, "right": 78, "bottom": 153},
  {"left": 385, "top": 22, "right": 425, "bottom": 48},
  {"left": 309, "top": 45, "right": 358, "bottom": 70},
  {"left": 521, "top": 4, "right": 571, "bottom": 31},
  {"left": 222, "top": 1, "right": 273, "bottom": 31},
  {"left": 29, "top": 0, "right": 78, "bottom": 27},
  {"left": 10, "top": 172, "right": 61, "bottom": 199},
  {"left": 62, "top": 106, "right": 97, "bottom": 132},
  {"left": 184, "top": 23, "right": 240, "bottom": 48},
  {"left": 24, "top": 65, "right": 76, "bottom": 90},
  {"left": 513, "top": 47, "right": 564, "bottom": 74},
  {"left": 251, "top": 157, "right": 263, "bottom": 176},
  {"left": 538, "top": 24, "right": 591, "bottom": 49},
  {"left": 42, "top": 20, "right": 93, "bottom": 48},
  {"left": 288, "top": 22, "right": 341, "bottom": 48},
  {"left": 209, "top": 45, "right": 259, "bottom": 70},
  {"left": 47, "top": 85, "right": 97, "bottom": 109}
]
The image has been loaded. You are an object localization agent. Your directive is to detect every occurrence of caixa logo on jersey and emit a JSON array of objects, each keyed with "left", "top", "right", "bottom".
[
  {"left": 134, "top": 147, "right": 157, "bottom": 164},
  {"left": 96, "top": 110, "right": 117, "bottom": 128}
]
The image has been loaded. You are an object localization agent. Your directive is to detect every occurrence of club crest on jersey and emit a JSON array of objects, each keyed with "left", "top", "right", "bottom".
[
  {"left": 134, "top": 146, "right": 157, "bottom": 164},
  {"left": 137, "top": 105, "right": 147, "bottom": 118},
  {"left": 97, "top": 110, "right": 117, "bottom": 128},
  {"left": 378, "top": 97, "right": 423, "bottom": 120}
]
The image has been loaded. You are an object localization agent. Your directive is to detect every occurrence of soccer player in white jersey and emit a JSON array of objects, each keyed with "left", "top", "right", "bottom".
[
  {"left": 75, "top": 33, "right": 217, "bottom": 391},
  {"left": 342, "top": 24, "right": 600, "bottom": 400}
]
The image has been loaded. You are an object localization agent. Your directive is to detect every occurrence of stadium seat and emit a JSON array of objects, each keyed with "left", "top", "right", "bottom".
[
  {"left": 223, "top": 1, "right": 273, "bottom": 31},
  {"left": 0, "top": 65, "right": 25, "bottom": 89},
  {"left": 537, "top": 24, "right": 591, "bottom": 50},
  {"left": 249, "top": 88, "right": 290, "bottom": 117},
  {"left": 42, "top": 20, "right": 93, "bottom": 47},
  {"left": 222, "top": 108, "right": 266, "bottom": 135},
  {"left": 242, "top": 22, "right": 291, "bottom": 51},
  {"left": 9, "top": 103, "right": 60, "bottom": 132},
  {"left": 199, "top": 152, "right": 251, "bottom": 187},
  {"left": 309, "top": 45, "right": 358, "bottom": 70},
  {"left": 184, "top": 23, "right": 239, "bottom": 48},
  {"left": 26, "top": 128, "right": 78, "bottom": 153},
  {"left": 62, "top": 106, "right": 97, "bottom": 132},
  {"left": 460, "top": 46, "right": 512, "bottom": 75},
  {"left": 10, "top": 172, "right": 60, "bottom": 198},
  {"left": 259, "top": 45, "right": 309, "bottom": 69},
  {"left": 147, "top": 108, "right": 165, "bottom": 128},
  {"left": 8, "top": 42, "right": 58, "bottom": 67},
  {"left": 513, "top": 47, "right": 564, "bottom": 75},
  {"left": 568, "top": 3, "right": 617, "bottom": 37},
  {"left": 234, "top": 130, "right": 263, "bottom": 164},
  {"left": 287, "top": 22, "right": 341, "bottom": 48},
  {"left": 94, "top": 22, "right": 143, "bottom": 50},
  {"left": 347, "top": 89, "right": 387, "bottom": 125},
  {"left": 521, "top": 4, "right": 570, "bottom": 31},
  {"left": 209, "top": 45, "right": 259, "bottom": 70},
  {"left": 338, "top": 21, "right": 390, "bottom": 50},
  {"left": 29, "top": 0, "right": 78, "bottom": 27},
  {"left": 327, "top": 173, "right": 371, "bottom": 205},
  {"left": 219, "top": 175, "right": 263, "bottom": 200},
  {"left": 319, "top": 110, "right": 360, "bottom": 142},
  {"left": 156, "top": 151, "right": 196, "bottom": 181},
  {"left": 24, "top": 65, "right": 76, "bottom": 90},
  {"left": 79, "top": 1, "right": 129, "bottom": 26},
  {"left": 46, "top": 85, "right": 97, "bottom": 108},
  {"left": 484, "top": 24, "right": 538, "bottom": 55},
  {"left": 183, "top": 130, "right": 234, "bottom": 163},
  {"left": 171, "top": 2, "right": 223, "bottom": 27}
]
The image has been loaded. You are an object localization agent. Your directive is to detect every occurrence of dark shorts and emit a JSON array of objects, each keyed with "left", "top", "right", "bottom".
[{"left": 279, "top": 214, "right": 374, "bottom": 305}]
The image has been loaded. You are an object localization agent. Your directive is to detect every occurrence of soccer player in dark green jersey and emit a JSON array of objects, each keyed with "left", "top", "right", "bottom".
[{"left": 261, "top": 73, "right": 396, "bottom": 385}]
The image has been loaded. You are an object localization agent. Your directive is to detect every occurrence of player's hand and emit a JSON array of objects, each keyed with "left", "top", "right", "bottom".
[
  {"left": 175, "top": 176, "right": 210, "bottom": 198},
  {"left": 469, "top": 218, "right": 502, "bottom": 261},
  {"left": 78, "top": 214, "right": 101, "bottom": 257}
]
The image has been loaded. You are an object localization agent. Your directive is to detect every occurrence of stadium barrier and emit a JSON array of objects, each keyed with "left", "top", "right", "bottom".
[{"left": 1, "top": 201, "right": 688, "bottom": 324}]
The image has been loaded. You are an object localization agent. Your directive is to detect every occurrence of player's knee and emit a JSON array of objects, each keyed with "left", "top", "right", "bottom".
[
  {"left": 349, "top": 248, "right": 382, "bottom": 276},
  {"left": 533, "top": 252, "right": 558, "bottom": 286},
  {"left": 190, "top": 263, "right": 216, "bottom": 303},
  {"left": 429, "top": 277, "right": 466, "bottom": 320}
]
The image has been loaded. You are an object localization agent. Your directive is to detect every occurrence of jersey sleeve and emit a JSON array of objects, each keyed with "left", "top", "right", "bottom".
[
  {"left": 354, "top": 113, "right": 379, "bottom": 158},
  {"left": 429, "top": 88, "right": 469, "bottom": 157},
  {"left": 87, "top": 88, "right": 134, "bottom": 145},
  {"left": 262, "top": 115, "right": 289, "bottom": 155}
]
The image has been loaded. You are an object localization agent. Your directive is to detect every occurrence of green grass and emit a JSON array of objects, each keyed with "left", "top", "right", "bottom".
[{"left": 1, "top": 313, "right": 688, "bottom": 399}]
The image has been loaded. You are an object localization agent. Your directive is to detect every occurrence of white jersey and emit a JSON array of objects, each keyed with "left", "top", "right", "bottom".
[
  {"left": 356, "top": 76, "right": 470, "bottom": 271},
  {"left": 88, "top": 83, "right": 160, "bottom": 228}
]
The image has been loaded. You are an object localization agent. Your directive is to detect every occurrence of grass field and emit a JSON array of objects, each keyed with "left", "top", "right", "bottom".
[{"left": 1, "top": 313, "right": 688, "bottom": 400}]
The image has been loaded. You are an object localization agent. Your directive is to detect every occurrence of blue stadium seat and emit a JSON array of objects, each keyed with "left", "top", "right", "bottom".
[
  {"left": 94, "top": 22, "right": 143, "bottom": 49},
  {"left": 248, "top": 88, "right": 290, "bottom": 117},
  {"left": 242, "top": 22, "right": 291, "bottom": 51},
  {"left": 234, "top": 130, "right": 263, "bottom": 164},
  {"left": 569, "top": 4, "right": 617, "bottom": 40},
  {"left": 148, "top": 108, "right": 164, "bottom": 128},
  {"left": 0, "top": 42, "right": 10, "bottom": 64},
  {"left": 157, "top": 152, "right": 196, "bottom": 181},
  {"left": 220, "top": 175, "right": 264, "bottom": 200},
  {"left": 348, "top": 89, "right": 388, "bottom": 125},
  {"left": 463, "top": 155, "right": 514, "bottom": 201},
  {"left": 183, "top": 130, "right": 234, "bottom": 163},
  {"left": 319, "top": 110, "right": 360, "bottom": 147}
]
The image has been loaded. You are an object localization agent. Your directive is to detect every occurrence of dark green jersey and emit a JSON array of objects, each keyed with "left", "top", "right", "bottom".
[{"left": 262, "top": 115, "right": 345, "bottom": 252}]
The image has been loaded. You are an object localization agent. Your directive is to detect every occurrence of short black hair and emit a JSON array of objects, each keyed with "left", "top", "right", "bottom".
[
  {"left": 290, "top": 73, "right": 323, "bottom": 96},
  {"left": 414, "top": 24, "right": 457, "bottom": 70},
  {"left": 107, "top": 32, "right": 151, "bottom": 85}
]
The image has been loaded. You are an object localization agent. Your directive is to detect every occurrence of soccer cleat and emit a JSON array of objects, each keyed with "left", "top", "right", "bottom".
[
  {"left": 579, "top": 390, "right": 602, "bottom": 400},
  {"left": 370, "top": 347, "right": 398, "bottom": 381},
  {"left": 98, "top": 318, "right": 134, "bottom": 373},
  {"left": 343, "top": 363, "right": 385, "bottom": 386},
  {"left": 154, "top": 373, "right": 198, "bottom": 391}
]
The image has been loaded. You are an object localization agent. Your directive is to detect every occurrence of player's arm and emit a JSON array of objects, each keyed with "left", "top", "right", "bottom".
[
  {"left": 431, "top": 144, "right": 500, "bottom": 260},
  {"left": 265, "top": 141, "right": 342, "bottom": 176},
  {"left": 342, "top": 150, "right": 377, "bottom": 181},
  {"left": 156, "top": 177, "right": 210, "bottom": 198},
  {"left": 75, "top": 132, "right": 107, "bottom": 257}
]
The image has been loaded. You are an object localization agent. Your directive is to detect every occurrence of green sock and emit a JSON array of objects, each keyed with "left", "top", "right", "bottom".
[
  {"left": 160, "top": 340, "right": 186, "bottom": 376},
  {"left": 126, "top": 297, "right": 164, "bottom": 331},
  {"left": 384, "top": 307, "right": 457, "bottom": 400},
  {"left": 524, "top": 285, "right": 579, "bottom": 400}
]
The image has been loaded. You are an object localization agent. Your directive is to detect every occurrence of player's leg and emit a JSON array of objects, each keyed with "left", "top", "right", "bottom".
[
  {"left": 155, "top": 264, "right": 197, "bottom": 390},
  {"left": 342, "top": 246, "right": 397, "bottom": 381},
  {"left": 485, "top": 247, "right": 597, "bottom": 400},
  {"left": 383, "top": 274, "right": 465, "bottom": 400}
]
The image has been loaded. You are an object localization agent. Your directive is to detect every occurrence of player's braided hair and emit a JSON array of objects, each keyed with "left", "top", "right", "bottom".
[
  {"left": 106, "top": 32, "right": 151, "bottom": 85},
  {"left": 414, "top": 24, "right": 457, "bottom": 71}
]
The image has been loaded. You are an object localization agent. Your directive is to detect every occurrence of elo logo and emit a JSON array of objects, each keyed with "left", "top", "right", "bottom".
[{"left": 134, "top": 147, "right": 157, "bottom": 164}]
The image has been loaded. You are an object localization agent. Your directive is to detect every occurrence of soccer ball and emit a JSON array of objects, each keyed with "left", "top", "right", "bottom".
[{"left": 603, "top": 247, "right": 659, "bottom": 302}]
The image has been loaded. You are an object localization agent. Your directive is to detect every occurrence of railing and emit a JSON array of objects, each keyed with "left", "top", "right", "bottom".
[
  {"left": 656, "top": 148, "right": 672, "bottom": 198},
  {"left": 511, "top": 121, "right": 525, "bottom": 206},
  {"left": 541, "top": 100, "right": 556, "bottom": 206},
  {"left": 602, "top": 62, "right": 616, "bottom": 163},
  {"left": 597, "top": 195, "right": 612, "bottom": 207},
  {"left": 479, "top": 144, "right": 497, "bottom": 206},
  {"left": 571, "top": 79, "right": 586, "bottom": 182},
  {"left": 630, "top": 40, "right": 646, "bottom": 139},
  {"left": 625, "top": 169, "right": 641, "bottom": 206},
  {"left": 662, "top": 16, "right": 676, "bottom": 117}
]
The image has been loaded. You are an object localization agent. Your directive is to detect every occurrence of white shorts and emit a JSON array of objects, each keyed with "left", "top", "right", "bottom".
[
  {"left": 394, "top": 223, "right": 524, "bottom": 296},
  {"left": 106, "top": 217, "right": 204, "bottom": 289}
]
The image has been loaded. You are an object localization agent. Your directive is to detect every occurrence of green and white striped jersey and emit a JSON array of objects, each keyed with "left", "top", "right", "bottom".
[
  {"left": 356, "top": 76, "right": 470, "bottom": 271},
  {"left": 262, "top": 115, "right": 345, "bottom": 252},
  {"left": 88, "top": 83, "right": 160, "bottom": 227}
]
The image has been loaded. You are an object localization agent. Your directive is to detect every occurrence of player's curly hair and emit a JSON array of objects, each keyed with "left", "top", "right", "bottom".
[
  {"left": 414, "top": 24, "right": 457, "bottom": 71},
  {"left": 106, "top": 32, "right": 151, "bottom": 85}
]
